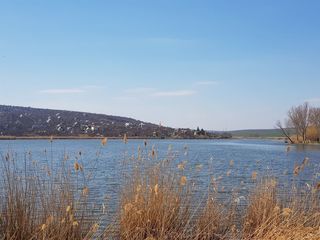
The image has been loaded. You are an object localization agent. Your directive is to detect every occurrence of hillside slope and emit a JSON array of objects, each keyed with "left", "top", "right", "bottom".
[{"left": 0, "top": 105, "right": 172, "bottom": 137}]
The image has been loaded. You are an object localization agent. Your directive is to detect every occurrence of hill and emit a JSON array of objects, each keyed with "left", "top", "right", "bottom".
[
  {"left": 0, "top": 105, "right": 232, "bottom": 139},
  {"left": 0, "top": 105, "right": 172, "bottom": 138}
]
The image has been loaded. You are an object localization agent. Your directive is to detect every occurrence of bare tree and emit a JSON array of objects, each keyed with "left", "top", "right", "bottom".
[
  {"left": 309, "top": 107, "right": 320, "bottom": 142},
  {"left": 287, "top": 102, "right": 310, "bottom": 143},
  {"left": 275, "top": 120, "right": 294, "bottom": 144}
]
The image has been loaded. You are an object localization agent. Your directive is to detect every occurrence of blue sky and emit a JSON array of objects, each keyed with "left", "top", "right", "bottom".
[{"left": 1, "top": 1, "right": 320, "bottom": 130}]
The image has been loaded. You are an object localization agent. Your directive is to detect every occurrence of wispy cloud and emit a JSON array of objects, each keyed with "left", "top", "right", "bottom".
[
  {"left": 123, "top": 87, "right": 196, "bottom": 98},
  {"left": 39, "top": 88, "right": 85, "bottom": 94},
  {"left": 39, "top": 85, "right": 104, "bottom": 94},
  {"left": 113, "top": 96, "right": 136, "bottom": 101},
  {"left": 124, "top": 87, "right": 156, "bottom": 93},
  {"left": 152, "top": 90, "right": 196, "bottom": 97},
  {"left": 194, "top": 81, "right": 219, "bottom": 86},
  {"left": 82, "top": 85, "right": 102, "bottom": 90}
]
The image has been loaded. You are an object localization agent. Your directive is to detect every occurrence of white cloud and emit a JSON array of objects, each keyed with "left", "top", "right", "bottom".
[
  {"left": 194, "top": 81, "right": 219, "bottom": 86},
  {"left": 124, "top": 87, "right": 156, "bottom": 93},
  {"left": 113, "top": 96, "right": 136, "bottom": 101},
  {"left": 82, "top": 85, "right": 102, "bottom": 90},
  {"left": 39, "top": 85, "right": 104, "bottom": 94},
  {"left": 123, "top": 87, "right": 196, "bottom": 98},
  {"left": 152, "top": 90, "right": 196, "bottom": 97},
  {"left": 39, "top": 88, "right": 85, "bottom": 94}
]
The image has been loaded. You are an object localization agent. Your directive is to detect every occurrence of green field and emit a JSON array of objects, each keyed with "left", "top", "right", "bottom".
[{"left": 230, "top": 129, "right": 292, "bottom": 138}]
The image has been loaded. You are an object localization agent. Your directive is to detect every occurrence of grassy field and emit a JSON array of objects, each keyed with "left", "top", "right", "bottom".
[
  {"left": 0, "top": 138, "right": 319, "bottom": 239},
  {"left": 230, "top": 129, "right": 292, "bottom": 138}
]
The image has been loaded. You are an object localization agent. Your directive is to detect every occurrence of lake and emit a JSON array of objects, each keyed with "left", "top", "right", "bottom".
[{"left": 1, "top": 139, "right": 320, "bottom": 211}]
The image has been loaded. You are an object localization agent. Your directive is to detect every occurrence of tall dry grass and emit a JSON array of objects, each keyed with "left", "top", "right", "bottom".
[
  {"left": 108, "top": 141, "right": 320, "bottom": 240},
  {"left": 243, "top": 179, "right": 320, "bottom": 240},
  {"left": 0, "top": 150, "right": 101, "bottom": 240},
  {"left": 118, "top": 163, "right": 191, "bottom": 239},
  {"left": 194, "top": 192, "right": 236, "bottom": 240},
  {"left": 107, "top": 145, "right": 237, "bottom": 240},
  {"left": 0, "top": 138, "right": 319, "bottom": 239}
]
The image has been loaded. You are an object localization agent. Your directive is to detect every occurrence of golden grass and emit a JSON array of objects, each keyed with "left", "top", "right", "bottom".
[
  {"left": 0, "top": 152, "right": 100, "bottom": 240},
  {"left": 0, "top": 140, "right": 319, "bottom": 239},
  {"left": 194, "top": 193, "right": 236, "bottom": 240},
  {"left": 113, "top": 157, "right": 237, "bottom": 240},
  {"left": 117, "top": 160, "right": 192, "bottom": 239},
  {"left": 243, "top": 180, "right": 320, "bottom": 240},
  {"left": 110, "top": 143, "right": 320, "bottom": 240}
]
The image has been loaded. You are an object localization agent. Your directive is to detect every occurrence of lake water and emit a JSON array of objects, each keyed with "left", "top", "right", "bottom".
[{"left": 1, "top": 139, "right": 320, "bottom": 211}]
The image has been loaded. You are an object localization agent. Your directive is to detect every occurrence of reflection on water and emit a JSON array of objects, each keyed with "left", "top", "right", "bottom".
[{"left": 294, "top": 143, "right": 320, "bottom": 152}]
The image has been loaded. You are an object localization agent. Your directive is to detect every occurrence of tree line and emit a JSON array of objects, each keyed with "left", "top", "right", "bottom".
[{"left": 277, "top": 102, "right": 320, "bottom": 143}]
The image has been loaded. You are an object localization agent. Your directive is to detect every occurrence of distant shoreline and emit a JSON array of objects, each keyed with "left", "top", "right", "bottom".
[{"left": 0, "top": 135, "right": 284, "bottom": 141}]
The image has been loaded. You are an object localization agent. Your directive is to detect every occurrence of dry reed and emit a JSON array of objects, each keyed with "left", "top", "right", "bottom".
[
  {"left": 0, "top": 140, "right": 319, "bottom": 240},
  {"left": 0, "top": 150, "right": 100, "bottom": 240},
  {"left": 243, "top": 179, "right": 320, "bottom": 240}
]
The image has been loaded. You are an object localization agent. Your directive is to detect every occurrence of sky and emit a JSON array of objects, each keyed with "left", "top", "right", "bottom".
[{"left": 1, "top": 1, "right": 320, "bottom": 130}]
